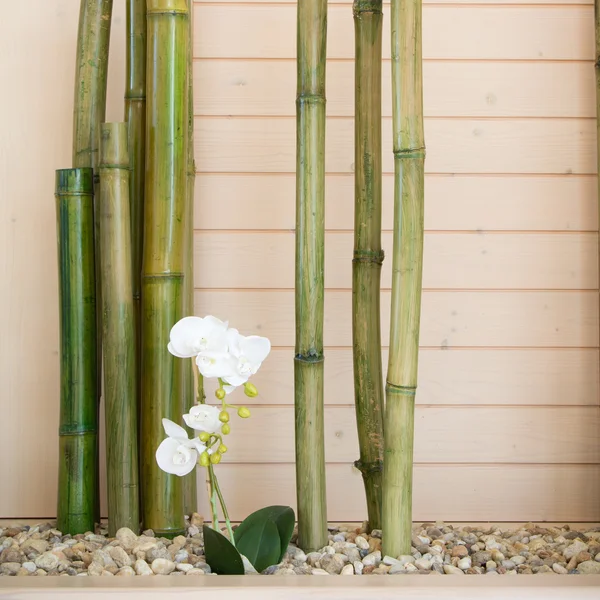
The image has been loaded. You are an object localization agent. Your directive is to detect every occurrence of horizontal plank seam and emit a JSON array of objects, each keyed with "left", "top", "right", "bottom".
[
  {"left": 193, "top": 57, "right": 597, "bottom": 65},
  {"left": 193, "top": 229, "right": 599, "bottom": 236}
]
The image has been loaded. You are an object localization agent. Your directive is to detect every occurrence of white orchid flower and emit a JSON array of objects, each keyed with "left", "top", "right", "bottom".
[
  {"left": 167, "top": 315, "right": 229, "bottom": 359},
  {"left": 220, "top": 329, "right": 271, "bottom": 388},
  {"left": 183, "top": 404, "right": 222, "bottom": 434},
  {"left": 155, "top": 419, "right": 206, "bottom": 477}
]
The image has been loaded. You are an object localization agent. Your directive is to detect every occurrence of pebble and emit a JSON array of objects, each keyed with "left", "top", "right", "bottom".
[
  {"left": 3, "top": 520, "right": 600, "bottom": 578},
  {"left": 134, "top": 559, "right": 154, "bottom": 576},
  {"left": 443, "top": 565, "right": 464, "bottom": 575},
  {"left": 151, "top": 558, "right": 176, "bottom": 575}
]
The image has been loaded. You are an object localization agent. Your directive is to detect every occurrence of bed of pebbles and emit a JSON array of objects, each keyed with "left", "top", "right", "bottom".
[{"left": 1, "top": 517, "right": 599, "bottom": 577}]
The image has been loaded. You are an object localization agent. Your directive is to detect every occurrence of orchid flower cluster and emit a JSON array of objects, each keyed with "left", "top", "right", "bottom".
[{"left": 155, "top": 315, "right": 271, "bottom": 478}]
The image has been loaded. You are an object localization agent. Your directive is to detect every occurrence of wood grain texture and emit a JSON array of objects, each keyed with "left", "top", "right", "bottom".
[
  {"left": 195, "top": 61, "right": 595, "bottom": 118},
  {"left": 197, "top": 464, "right": 600, "bottom": 523},
  {"left": 194, "top": 290, "right": 599, "bottom": 348},
  {"left": 194, "top": 174, "right": 599, "bottom": 232},
  {"left": 194, "top": 232, "right": 599, "bottom": 290},
  {"left": 194, "top": 5, "right": 594, "bottom": 61},
  {"left": 190, "top": 405, "right": 600, "bottom": 464},
  {"left": 194, "top": 117, "right": 598, "bottom": 175},
  {"left": 207, "top": 348, "right": 600, "bottom": 407}
]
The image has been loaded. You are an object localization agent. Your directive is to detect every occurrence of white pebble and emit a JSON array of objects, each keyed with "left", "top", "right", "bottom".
[
  {"left": 443, "top": 565, "right": 464, "bottom": 575},
  {"left": 457, "top": 557, "right": 471, "bottom": 570},
  {"left": 341, "top": 564, "right": 354, "bottom": 575},
  {"left": 176, "top": 563, "right": 194, "bottom": 573},
  {"left": 353, "top": 561, "right": 364, "bottom": 575},
  {"left": 553, "top": 563, "right": 568, "bottom": 574},
  {"left": 22, "top": 562, "right": 37, "bottom": 573},
  {"left": 355, "top": 536, "right": 369, "bottom": 550},
  {"left": 511, "top": 556, "right": 526, "bottom": 565},
  {"left": 405, "top": 563, "right": 418, "bottom": 572},
  {"left": 312, "top": 568, "right": 329, "bottom": 575},
  {"left": 134, "top": 559, "right": 153, "bottom": 576},
  {"left": 415, "top": 558, "right": 432, "bottom": 570}
]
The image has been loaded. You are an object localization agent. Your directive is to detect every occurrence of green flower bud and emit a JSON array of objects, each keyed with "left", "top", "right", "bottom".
[
  {"left": 210, "top": 452, "right": 222, "bottom": 465},
  {"left": 199, "top": 451, "right": 210, "bottom": 467},
  {"left": 221, "top": 423, "right": 231, "bottom": 435},
  {"left": 215, "top": 388, "right": 226, "bottom": 400},
  {"left": 237, "top": 406, "right": 251, "bottom": 419},
  {"left": 244, "top": 383, "right": 258, "bottom": 398},
  {"left": 219, "top": 410, "right": 230, "bottom": 423},
  {"left": 198, "top": 432, "right": 210, "bottom": 443},
  {"left": 218, "top": 444, "right": 228, "bottom": 454}
]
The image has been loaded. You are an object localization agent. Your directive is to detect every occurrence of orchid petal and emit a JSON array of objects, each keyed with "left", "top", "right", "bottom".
[
  {"left": 240, "top": 335, "right": 271, "bottom": 366},
  {"left": 155, "top": 438, "right": 197, "bottom": 476},
  {"left": 162, "top": 418, "right": 188, "bottom": 440},
  {"left": 168, "top": 317, "right": 208, "bottom": 358}
]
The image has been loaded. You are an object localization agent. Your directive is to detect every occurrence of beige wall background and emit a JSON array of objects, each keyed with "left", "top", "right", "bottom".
[{"left": 1, "top": 0, "right": 598, "bottom": 523}]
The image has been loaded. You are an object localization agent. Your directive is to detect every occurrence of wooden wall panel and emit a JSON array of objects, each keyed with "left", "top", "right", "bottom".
[
  {"left": 195, "top": 174, "right": 598, "bottom": 232},
  {"left": 195, "top": 61, "right": 595, "bottom": 118},
  {"left": 194, "top": 232, "right": 599, "bottom": 290},
  {"left": 0, "top": 0, "right": 597, "bottom": 523},
  {"left": 194, "top": 6, "right": 594, "bottom": 61},
  {"left": 195, "top": 290, "right": 599, "bottom": 349},
  {"left": 194, "top": 117, "right": 598, "bottom": 175}
]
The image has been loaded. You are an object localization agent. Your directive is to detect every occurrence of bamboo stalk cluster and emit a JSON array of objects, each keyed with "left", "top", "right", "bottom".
[{"left": 55, "top": 0, "right": 196, "bottom": 535}]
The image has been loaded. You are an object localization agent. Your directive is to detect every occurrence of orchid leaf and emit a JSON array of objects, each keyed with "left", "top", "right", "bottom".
[{"left": 203, "top": 525, "right": 244, "bottom": 575}]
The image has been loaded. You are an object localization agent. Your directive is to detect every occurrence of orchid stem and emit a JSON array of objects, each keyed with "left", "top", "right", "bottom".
[
  {"left": 207, "top": 465, "right": 219, "bottom": 531},
  {"left": 211, "top": 465, "right": 235, "bottom": 546},
  {"left": 195, "top": 365, "right": 206, "bottom": 405}
]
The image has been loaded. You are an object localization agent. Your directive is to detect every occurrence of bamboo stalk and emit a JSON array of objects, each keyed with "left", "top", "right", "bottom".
[
  {"left": 72, "top": 0, "right": 113, "bottom": 525},
  {"left": 141, "top": 0, "right": 189, "bottom": 536},
  {"left": 352, "top": 0, "right": 385, "bottom": 532},
  {"left": 294, "top": 0, "right": 328, "bottom": 552},
  {"left": 182, "top": 0, "right": 197, "bottom": 517},
  {"left": 124, "top": 0, "right": 146, "bottom": 439},
  {"left": 55, "top": 168, "right": 98, "bottom": 535},
  {"left": 99, "top": 123, "right": 140, "bottom": 536},
  {"left": 382, "top": 0, "right": 426, "bottom": 557}
]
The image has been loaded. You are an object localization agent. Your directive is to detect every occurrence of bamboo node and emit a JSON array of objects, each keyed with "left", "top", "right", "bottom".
[
  {"left": 352, "top": 0, "right": 383, "bottom": 17},
  {"left": 353, "top": 249, "right": 384, "bottom": 265},
  {"left": 294, "top": 353, "right": 324, "bottom": 364},
  {"left": 386, "top": 381, "right": 417, "bottom": 397},
  {"left": 354, "top": 459, "right": 383, "bottom": 475},
  {"left": 296, "top": 94, "right": 326, "bottom": 106},
  {"left": 393, "top": 148, "right": 426, "bottom": 160}
]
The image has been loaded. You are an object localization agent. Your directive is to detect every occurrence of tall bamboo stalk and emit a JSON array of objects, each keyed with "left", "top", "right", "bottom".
[
  {"left": 294, "top": 0, "right": 328, "bottom": 552},
  {"left": 382, "top": 0, "right": 426, "bottom": 557},
  {"left": 141, "top": 0, "right": 189, "bottom": 536},
  {"left": 55, "top": 168, "right": 98, "bottom": 535},
  {"left": 182, "top": 0, "right": 197, "bottom": 516},
  {"left": 352, "top": 0, "right": 385, "bottom": 532},
  {"left": 125, "top": 0, "right": 146, "bottom": 428},
  {"left": 72, "top": 0, "right": 113, "bottom": 525},
  {"left": 99, "top": 123, "right": 140, "bottom": 536}
]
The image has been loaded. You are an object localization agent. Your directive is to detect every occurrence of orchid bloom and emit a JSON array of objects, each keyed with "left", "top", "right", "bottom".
[
  {"left": 183, "top": 404, "right": 222, "bottom": 434},
  {"left": 155, "top": 419, "right": 206, "bottom": 477},
  {"left": 167, "top": 315, "right": 229, "bottom": 359},
  {"left": 220, "top": 329, "right": 271, "bottom": 388}
]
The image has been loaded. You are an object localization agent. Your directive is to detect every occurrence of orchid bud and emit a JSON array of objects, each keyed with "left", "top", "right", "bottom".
[
  {"left": 218, "top": 444, "right": 228, "bottom": 454},
  {"left": 210, "top": 452, "right": 222, "bottom": 465},
  {"left": 219, "top": 410, "right": 230, "bottom": 423},
  {"left": 221, "top": 423, "right": 231, "bottom": 435},
  {"left": 199, "top": 451, "right": 210, "bottom": 467},
  {"left": 215, "top": 388, "right": 226, "bottom": 400},
  {"left": 198, "top": 432, "right": 210, "bottom": 443},
  {"left": 244, "top": 383, "right": 258, "bottom": 398},
  {"left": 237, "top": 406, "right": 251, "bottom": 419}
]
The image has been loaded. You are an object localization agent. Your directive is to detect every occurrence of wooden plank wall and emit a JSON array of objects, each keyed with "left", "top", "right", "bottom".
[{"left": 0, "top": 0, "right": 598, "bottom": 523}]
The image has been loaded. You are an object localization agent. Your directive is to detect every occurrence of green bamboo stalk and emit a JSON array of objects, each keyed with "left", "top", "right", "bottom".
[
  {"left": 382, "top": 0, "right": 426, "bottom": 557},
  {"left": 99, "top": 123, "right": 140, "bottom": 536},
  {"left": 141, "top": 0, "right": 189, "bottom": 536},
  {"left": 124, "top": 0, "right": 146, "bottom": 431},
  {"left": 294, "top": 0, "right": 328, "bottom": 552},
  {"left": 352, "top": 0, "right": 385, "bottom": 532},
  {"left": 182, "top": 0, "right": 197, "bottom": 517},
  {"left": 183, "top": 0, "right": 198, "bottom": 515},
  {"left": 55, "top": 168, "right": 98, "bottom": 535},
  {"left": 72, "top": 0, "right": 113, "bottom": 525}
]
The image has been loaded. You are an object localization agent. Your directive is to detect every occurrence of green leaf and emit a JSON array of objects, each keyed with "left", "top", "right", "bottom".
[
  {"left": 203, "top": 525, "right": 244, "bottom": 575},
  {"left": 234, "top": 505, "right": 296, "bottom": 566},
  {"left": 235, "top": 518, "right": 281, "bottom": 573}
]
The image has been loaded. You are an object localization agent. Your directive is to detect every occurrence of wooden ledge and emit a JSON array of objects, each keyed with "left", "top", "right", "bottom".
[{"left": 1, "top": 575, "right": 599, "bottom": 600}]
